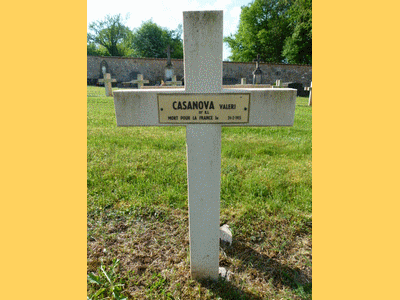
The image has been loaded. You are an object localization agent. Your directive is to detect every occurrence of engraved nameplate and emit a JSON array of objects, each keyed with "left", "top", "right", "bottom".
[{"left": 158, "top": 93, "right": 250, "bottom": 124}]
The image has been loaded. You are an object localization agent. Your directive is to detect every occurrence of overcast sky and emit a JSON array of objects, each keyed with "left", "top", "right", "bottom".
[{"left": 87, "top": 0, "right": 253, "bottom": 60}]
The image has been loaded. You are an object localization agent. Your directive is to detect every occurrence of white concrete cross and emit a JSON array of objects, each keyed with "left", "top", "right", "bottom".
[
  {"left": 165, "top": 75, "right": 182, "bottom": 86},
  {"left": 113, "top": 11, "right": 296, "bottom": 281},
  {"left": 131, "top": 74, "right": 149, "bottom": 89},
  {"left": 98, "top": 73, "right": 116, "bottom": 97},
  {"left": 305, "top": 81, "right": 312, "bottom": 106}
]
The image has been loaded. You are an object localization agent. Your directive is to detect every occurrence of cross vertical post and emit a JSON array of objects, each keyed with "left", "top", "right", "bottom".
[
  {"left": 133, "top": 74, "right": 149, "bottom": 89},
  {"left": 165, "top": 45, "right": 174, "bottom": 68},
  {"left": 183, "top": 10, "right": 223, "bottom": 280},
  {"left": 98, "top": 73, "right": 116, "bottom": 97},
  {"left": 165, "top": 45, "right": 174, "bottom": 81},
  {"left": 252, "top": 54, "right": 263, "bottom": 84},
  {"left": 305, "top": 81, "right": 312, "bottom": 106},
  {"left": 253, "top": 54, "right": 261, "bottom": 69}
]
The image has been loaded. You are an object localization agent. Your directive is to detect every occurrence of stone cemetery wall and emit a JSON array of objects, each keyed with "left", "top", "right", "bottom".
[
  {"left": 87, "top": 56, "right": 185, "bottom": 86},
  {"left": 88, "top": 55, "right": 312, "bottom": 87},
  {"left": 223, "top": 61, "right": 312, "bottom": 87}
]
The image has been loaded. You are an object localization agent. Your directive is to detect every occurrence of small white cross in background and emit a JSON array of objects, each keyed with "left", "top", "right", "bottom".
[
  {"left": 123, "top": 74, "right": 150, "bottom": 89},
  {"left": 98, "top": 73, "right": 116, "bottom": 97},
  {"left": 305, "top": 81, "right": 312, "bottom": 106},
  {"left": 165, "top": 75, "right": 182, "bottom": 87},
  {"left": 133, "top": 74, "right": 149, "bottom": 89}
]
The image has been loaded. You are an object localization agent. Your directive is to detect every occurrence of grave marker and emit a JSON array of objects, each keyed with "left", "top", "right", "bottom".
[
  {"left": 165, "top": 75, "right": 182, "bottom": 87},
  {"left": 123, "top": 74, "right": 149, "bottom": 89},
  {"left": 113, "top": 11, "right": 296, "bottom": 280},
  {"left": 252, "top": 54, "right": 263, "bottom": 84},
  {"left": 305, "top": 81, "right": 312, "bottom": 106},
  {"left": 164, "top": 45, "right": 174, "bottom": 81},
  {"left": 98, "top": 73, "right": 116, "bottom": 97},
  {"left": 133, "top": 74, "right": 149, "bottom": 89}
]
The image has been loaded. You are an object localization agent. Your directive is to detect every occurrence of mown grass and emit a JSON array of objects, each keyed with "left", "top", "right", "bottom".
[{"left": 87, "top": 86, "right": 312, "bottom": 299}]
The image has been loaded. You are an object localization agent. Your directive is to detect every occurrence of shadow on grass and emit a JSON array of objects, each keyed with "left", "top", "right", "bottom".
[
  {"left": 224, "top": 239, "right": 312, "bottom": 297},
  {"left": 195, "top": 239, "right": 311, "bottom": 299},
  {"left": 199, "top": 277, "right": 264, "bottom": 300}
]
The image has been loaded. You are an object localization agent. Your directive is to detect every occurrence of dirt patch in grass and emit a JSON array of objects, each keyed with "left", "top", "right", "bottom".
[{"left": 88, "top": 206, "right": 311, "bottom": 299}]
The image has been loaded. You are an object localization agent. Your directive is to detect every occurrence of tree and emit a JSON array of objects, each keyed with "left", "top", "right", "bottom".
[
  {"left": 87, "top": 14, "right": 133, "bottom": 57},
  {"left": 224, "top": 0, "right": 293, "bottom": 63},
  {"left": 282, "top": 0, "right": 312, "bottom": 64},
  {"left": 87, "top": 42, "right": 112, "bottom": 56},
  {"left": 169, "top": 24, "right": 183, "bottom": 59},
  {"left": 224, "top": 0, "right": 312, "bottom": 64},
  {"left": 87, "top": 42, "right": 99, "bottom": 56},
  {"left": 131, "top": 20, "right": 183, "bottom": 59}
]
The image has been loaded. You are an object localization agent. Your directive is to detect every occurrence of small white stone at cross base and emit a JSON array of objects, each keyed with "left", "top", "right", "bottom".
[
  {"left": 220, "top": 224, "right": 232, "bottom": 245},
  {"left": 218, "top": 267, "right": 233, "bottom": 281}
]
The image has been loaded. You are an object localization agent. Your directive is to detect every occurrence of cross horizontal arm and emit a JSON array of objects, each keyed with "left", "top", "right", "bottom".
[
  {"left": 165, "top": 81, "right": 182, "bottom": 86},
  {"left": 98, "top": 79, "right": 116, "bottom": 83},
  {"left": 113, "top": 88, "right": 296, "bottom": 127}
]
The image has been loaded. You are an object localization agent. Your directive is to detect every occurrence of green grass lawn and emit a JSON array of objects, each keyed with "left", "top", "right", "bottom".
[{"left": 87, "top": 86, "right": 312, "bottom": 299}]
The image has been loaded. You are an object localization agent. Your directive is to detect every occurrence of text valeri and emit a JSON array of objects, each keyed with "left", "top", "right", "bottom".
[{"left": 172, "top": 101, "right": 236, "bottom": 110}]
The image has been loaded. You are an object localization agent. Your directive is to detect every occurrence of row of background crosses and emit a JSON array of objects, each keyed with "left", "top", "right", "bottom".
[{"left": 98, "top": 49, "right": 269, "bottom": 94}]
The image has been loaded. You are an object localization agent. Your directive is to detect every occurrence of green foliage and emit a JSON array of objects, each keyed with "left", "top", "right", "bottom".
[
  {"left": 87, "top": 42, "right": 112, "bottom": 56},
  {"left": 87, "top": 15, "right": 183, "bottom": 59},
  {"left": 117, "top": 30, "right": 137, "bottom": 57},
  {"left": 131, "top": 20, "right": 183, "bottom": 59},
  {"left": 87, "top": 14, "right": 134, "bottom": 57},
  {"left": 224, "top": 0, "right": 292, "bottom": 63},
  {"left": 169, "top": 24, "right": 183, "bottom": 59},
  {"left": 87, "top": 259, "right": 127, "bottom": 300},
  {"left": 87, "top": 43, "right": 99, "bottom": 56},
  {"left": 283, "top": 0, "right": 312, "bottom": 64},
  {"left": 224, "top": 0, "right": 312, "bottom": 64}
]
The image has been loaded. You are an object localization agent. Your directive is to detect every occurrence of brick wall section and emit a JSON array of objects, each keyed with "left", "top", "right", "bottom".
[
  {"left": 88, "top": 56, "right": 312, "bottom": 86},
  {"left": 223, "top": 61, "right": 312, "bottom": 86},
  {"left": 87, "top": 56, "right": 184, "bottom": 86}
]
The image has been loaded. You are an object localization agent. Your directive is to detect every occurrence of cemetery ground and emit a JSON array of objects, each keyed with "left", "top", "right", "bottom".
[{"left": 87, "top": 86, "right": 312, "bottom": 299}]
